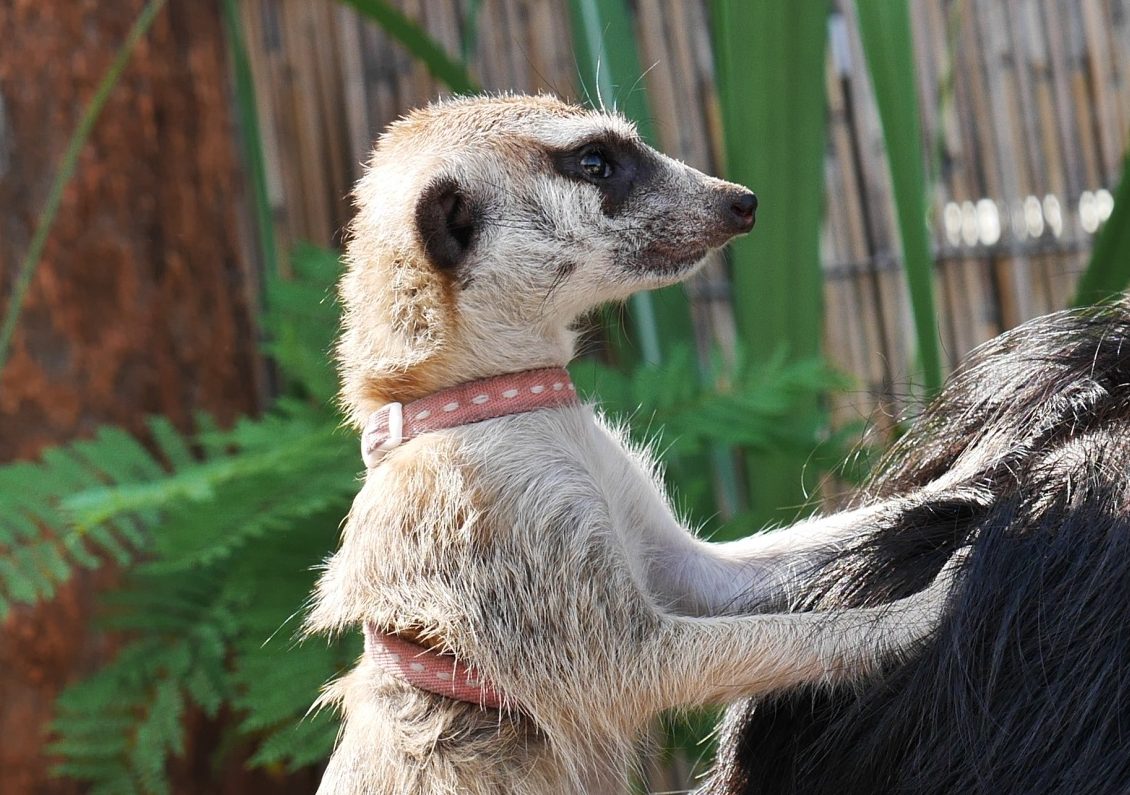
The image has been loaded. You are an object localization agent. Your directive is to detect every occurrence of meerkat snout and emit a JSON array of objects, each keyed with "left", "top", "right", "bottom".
[{"left": 727, "top": 190, "right": 758, "bottom": 232}]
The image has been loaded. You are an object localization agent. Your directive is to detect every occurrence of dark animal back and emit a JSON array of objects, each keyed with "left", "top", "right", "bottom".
[{"left": 706, "top": 298, "right": 1130, "bottom": 795}]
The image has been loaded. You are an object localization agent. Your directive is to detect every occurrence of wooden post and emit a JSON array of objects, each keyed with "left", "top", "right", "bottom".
[{"left": 0, "top": 2, "right": 273, "bottom": 791}]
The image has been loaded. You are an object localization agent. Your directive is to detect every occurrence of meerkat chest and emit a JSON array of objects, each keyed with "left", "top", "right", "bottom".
[
  {"left": 465, "top": 408, "right": 684, "bottom": 598},
  {"left": 575, "top": 417, "right": 686, "bottom": 594}
]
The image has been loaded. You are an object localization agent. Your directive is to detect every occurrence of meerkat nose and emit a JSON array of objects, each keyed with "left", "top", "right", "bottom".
[{"left": 727, "top": 191, "right": 758, "bottom": 232}]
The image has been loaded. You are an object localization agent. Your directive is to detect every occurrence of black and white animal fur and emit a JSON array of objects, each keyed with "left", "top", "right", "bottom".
[
  {"left": 306, "top": 94, "right": 957, "bottom": 794},
  {"left": 704, "top": 297, "right": 1130, "bottom": 795}
]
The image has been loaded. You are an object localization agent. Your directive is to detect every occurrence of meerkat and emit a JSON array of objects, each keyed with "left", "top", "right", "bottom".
[{"left": 306, "top": 94, "right": 958, "bottom": 795}]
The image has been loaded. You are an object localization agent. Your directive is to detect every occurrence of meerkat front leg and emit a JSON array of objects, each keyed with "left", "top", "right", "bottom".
[
  {"left": 646, "top": 496, "right": 914, "bottom": 615},
  {"left": 646, "top": 467, "right": 988, "bottom": 617},
  {"left": 642, "top": 552, "right": 960, "bottom": 711}
]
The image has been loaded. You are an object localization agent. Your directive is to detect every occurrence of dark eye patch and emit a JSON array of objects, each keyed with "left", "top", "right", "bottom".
[{"left": 549, "top": 134, "right": 652, "bottom": 215}]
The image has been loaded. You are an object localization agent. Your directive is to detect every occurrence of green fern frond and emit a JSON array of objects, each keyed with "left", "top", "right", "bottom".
[
  {"left": 64, "top": 404, "right": 353, "bottom": 561},
  {"left": 0, "top": 421, "right": 204, "bottom": 617},
  {"left": 234, "top": 631, "right": 361, "bottom": 735},
  {"left": 145, "top": 416, "right": 195, "bottom": 470},
  {"left": 261, "top": 243, "right": 342, "bottom": 402},
  {"left": 50, "top": 493, "right": 354, "bottom": 791},
  {"left": 11, "top": 236, "right": 352, "bottom": 794},
  {"left": 248, "top": 707, "right": 341, "bottom": 771},
  {"left": 140, "top": 445, "right": 355, "bottom": 573},
  {"left": 0, "top": 406, "right": 301, "bottom": 618},
  {"left": 571, "top": 344, "right": 841, "bottom": 456},
  {"left": 51, "top": 593, "right": 241, "bottom": 793},
  {"left": 130, "top": 679, "right": 184, "bottom": 795}
]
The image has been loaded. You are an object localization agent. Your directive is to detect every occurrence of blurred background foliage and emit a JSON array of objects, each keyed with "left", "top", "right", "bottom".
[{"left": 1, "top": 1, "right": 1128, "bottom": 792}]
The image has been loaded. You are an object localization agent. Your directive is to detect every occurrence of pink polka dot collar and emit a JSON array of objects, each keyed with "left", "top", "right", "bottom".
[
  {"left": 361, "top": 366, "right": 578, "bottom": 468},
  {"left": 365, "top": 623, "right": 510, "bottom": 710}
]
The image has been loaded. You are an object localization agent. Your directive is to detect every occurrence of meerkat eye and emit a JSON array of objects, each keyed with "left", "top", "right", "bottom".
[{"left": 579, "top": 149, "right": 613, "bottom": 179}]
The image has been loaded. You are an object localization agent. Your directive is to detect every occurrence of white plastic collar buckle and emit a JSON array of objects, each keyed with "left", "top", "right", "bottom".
[{"left": 362, "top": 402, "right": 404, "bottom": 469}]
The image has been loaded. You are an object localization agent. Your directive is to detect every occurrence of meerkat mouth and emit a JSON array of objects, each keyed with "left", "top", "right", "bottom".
[{"left": 627, "top": 247, "right": 709, "bottom": 280}]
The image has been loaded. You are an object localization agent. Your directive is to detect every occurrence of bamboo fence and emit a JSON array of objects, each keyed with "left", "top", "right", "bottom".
[{"left": 237, "top": 0, "right": 1130, "bottom": 432}]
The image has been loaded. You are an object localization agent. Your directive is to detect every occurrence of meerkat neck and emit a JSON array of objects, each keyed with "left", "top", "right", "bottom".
[{"left": 445, "top": 317, "right": 578, "bottom": 382}]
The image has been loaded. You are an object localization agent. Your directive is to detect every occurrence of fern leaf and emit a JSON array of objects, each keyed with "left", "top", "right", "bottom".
[
  {"left": 0, "top": 417, "right": 212, "bottom": 612},
  {"left": 129, "top": 679, "right": 184, "bottom": 795},
  {"left": 146, "top": 416, "right": 195, "bottom": 470},
  {"left": 185, "top": 655, "right": 228, "bottom": 718},
  {"left": 0, "top": 554, "right": 38, "bottom": 603},
  {"left": 248, "top": 709, "right": 340, "bottom": 771},
  {"left": 0, "top": 506, "right": 41, "bottom": 544},
  {"left": 40, "top": 445, "right": 106, "bottom": 490},
  {"left": 190, "top": 411, "right": 230, "bottom": 460},
  {"left": 81, "top": 522, "right": 134, "bottom": 566},
  {"left": 61, "top": 532, "right": 102, "bottom": 569},
  {"left": 261, "top": 243, "right": 342, "bottom": 402},
  {"left": 234, "top": 635, "right": 357, "bottom": 733},
  {"left": 52, "top": 625, "right": 229, "bottom": 793},
  {"left": 53, "top": 761, "right": 133, "bottom": 790},
  {"left": 91, "top": 779, "right": 141, "bottom": 795}
]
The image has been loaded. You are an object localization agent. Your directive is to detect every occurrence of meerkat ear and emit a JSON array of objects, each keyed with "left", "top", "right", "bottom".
[{"left": 415, "top": 177, "right": 477, "bottom": 271}]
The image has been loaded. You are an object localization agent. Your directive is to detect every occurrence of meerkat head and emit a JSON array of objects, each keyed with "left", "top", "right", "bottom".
[{"left": 338, "top": 93, "right": 756, "bottom": 424}]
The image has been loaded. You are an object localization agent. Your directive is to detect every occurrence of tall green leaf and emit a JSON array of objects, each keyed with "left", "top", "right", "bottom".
[
  {"left": 339, "top": 0, "right": 479, "bottom": 94},
  {"left": 1073, "top": 153, "right": 1130, "bottom": 306},
  {"left": 0, "top": 0, "right": 168, "bottom": 377},
  {"left": 711, "top": 1, "right": 830, "bottom": 525},
  {"left": 857, "top": 1, "right": 943, "bottom": 393},
  {"left": 566, "top": 0, "right": 695, "bottom": 366}
]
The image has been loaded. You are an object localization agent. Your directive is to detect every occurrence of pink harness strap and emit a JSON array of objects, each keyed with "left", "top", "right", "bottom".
[
  {"left": 360, "top": 368, "right": 578, "bottom": 708},
  {"left": 361, "top": 366, "right": 577, "bottom": 468},
  {"left": 365, "top": 623, "right": 509, "bottom": 710}
]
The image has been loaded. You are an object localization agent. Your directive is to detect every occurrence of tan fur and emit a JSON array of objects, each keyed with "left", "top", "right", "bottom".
[{"left": 309, "top": 94, "right": 955, "bottom": 793}]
